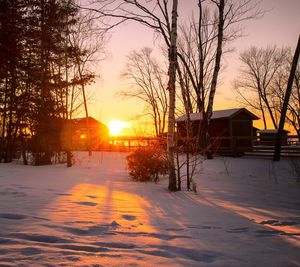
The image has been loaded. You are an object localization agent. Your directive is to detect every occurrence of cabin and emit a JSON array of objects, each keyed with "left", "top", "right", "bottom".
[
  {"left": 176, "top": 108, "right": 259, "bottom": 155},
  {"left": 257, "top": 129, "right": 289, "bottom": 146},
  {"left": 68, "top": 117, "right": 109, "bottom": 150}
]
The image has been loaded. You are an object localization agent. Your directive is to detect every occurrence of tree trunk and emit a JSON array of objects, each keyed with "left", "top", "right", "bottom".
[
  {"left": 274, "top": 36, "right": 300, "bottom": 161},
  {"left": 5, "top": 68, "right": 17, "bottom": 163},
  {"left": 0, "top": 78, "right": 8, "bottom": 163},
  {"left": 177, "top": 65, "right": 192, "bottom": 190},
  {"left": 258, "top": 93, "right": 267, "bottom": 129},
  {"left": 167, "top": 0, "right": 178, "bottom": 192},
  {"left": 20, "top": 133, "right": 28, "bottom": 165},
  {"left": 64, "top": 14, "right": 73, "bottom": 167},
  {"left": 36, "top": 0, "right": 52, "bottom": 165},
  {"left": 202, "top": 0, "right": 225, "bottom": 158},
  {"left": 75, "top": 55, "right": 92, "bottom": 156}
]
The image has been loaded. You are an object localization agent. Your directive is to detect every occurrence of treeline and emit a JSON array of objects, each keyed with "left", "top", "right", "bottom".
[{"left": 0, "top": 0, "right": 103, "bottom": 165}]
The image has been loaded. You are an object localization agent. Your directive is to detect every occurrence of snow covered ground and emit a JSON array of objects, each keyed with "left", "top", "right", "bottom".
[{"left": 0, "top": 152, "right": 299, "bottom": 267}]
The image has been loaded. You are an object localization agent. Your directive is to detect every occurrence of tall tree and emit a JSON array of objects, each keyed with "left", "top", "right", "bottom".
[
  {"left": 86, "top": 0, "right": 180, "bottom": 191},
  {"left": 0, "top": 0, "right": 26, "bottom": 162},
  {"left": 68, "top": 12, "right": 106, "bottom": 156},
  {"left": 177, "top": 0, "right": 262, "bottom": 156},
  {"left": 167, "top": 0, "right": 178, "bottom": 191},
  {"left": 31, "top": 0, "right": 80, "bottom": 164},
  {"left": 0, "top": 0, "right": 105, "bottom": 165},
  {"left": 274, "top": 36, "right": 300, "bottom": 161}
]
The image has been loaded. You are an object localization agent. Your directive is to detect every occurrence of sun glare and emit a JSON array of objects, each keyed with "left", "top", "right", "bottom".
[{"left": 109, "top": 120, "right": 130, "bottom": 136}]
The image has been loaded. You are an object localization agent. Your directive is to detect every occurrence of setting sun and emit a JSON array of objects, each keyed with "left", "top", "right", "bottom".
[{"left": 109, "top": 120, "right": 130, "bottom": 136}]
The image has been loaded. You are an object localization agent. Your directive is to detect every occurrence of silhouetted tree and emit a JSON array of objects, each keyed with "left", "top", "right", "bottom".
[
  {"left": 177, "top": 0, "right": 263, "bottom": 158},
  {"left": 0, "top": 0, "right": 105, "bottom": 165},
  {"left": 235, "top": 46, "right": 289, "bottom": 129},
  {"left": 120, "top": 48, "right": 168, "bottom": 137},
  {"left": 86, "top": 0, "right": 179, "bottom": 191},
  {"left": 0, "top": 0, "right": 27, "bottom": 162}
]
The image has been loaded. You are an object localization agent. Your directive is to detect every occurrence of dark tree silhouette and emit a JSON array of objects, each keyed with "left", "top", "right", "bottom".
[{"left": 274, "top": 36, "right": 300, "bottom": 161}]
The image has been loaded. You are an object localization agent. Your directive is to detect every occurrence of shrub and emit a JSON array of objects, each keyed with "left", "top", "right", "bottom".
[{"left": 126, "top": 146, "right": 168, "bottom": 182}]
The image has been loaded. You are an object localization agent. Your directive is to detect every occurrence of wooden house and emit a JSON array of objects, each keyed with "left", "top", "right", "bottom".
[
  {"left": 176, "top": 108, "right": 259, "bottom": 155},
  {"left": 69, "top": 117, "right": 109, "bottom": 150}
]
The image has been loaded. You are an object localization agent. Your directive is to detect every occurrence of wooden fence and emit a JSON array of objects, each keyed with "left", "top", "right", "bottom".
[
  {"left": 210, "top": 135, "right": 300, "bottom": 157},
  {"left": 246, "top": 145, "right": 300, "bottom": 157},
  {"left": 108, "top": 136, "right": 158, "bottom": 151},
  {"left": 108, "top": 135, "right": 300, "bottom": 157}
]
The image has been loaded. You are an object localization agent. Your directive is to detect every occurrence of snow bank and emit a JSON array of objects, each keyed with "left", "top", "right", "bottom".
[{"left": 0, "top": 152, "right": 299, "bottom": 266}]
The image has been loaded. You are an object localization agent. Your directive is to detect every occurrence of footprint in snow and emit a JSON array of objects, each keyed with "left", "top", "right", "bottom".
[
  {"left": 20, "top": 247, "right": 43, "bottom": 256},
  {"left": 0, "top": 213, "right": 27, "bottom": 220},
  {"left": 9, "top": 232, "right": 72, "bottom": 244},
  {"left": 227, "top": 227, "right": 249, "bottom": 233},
  {"left": 122, "top": 215, "right": 136, "bottom": 221},
  {"left": 259, "top": 219, "right": 299, "bottom": 226},
  {"left": 87, "top": 195, "right": 97, "bottom": 199},
  {"left": 73, "top": 201, "right": 98, "bottom": 206},
  {"left": 165, "top": 228, "right": 186, "bottom": 232},
  {"left": 255, "top": 229, "right": 283, "bottom": 236},
  {"left": 0, "top": 190, "right": 27, "bottom": 197}
]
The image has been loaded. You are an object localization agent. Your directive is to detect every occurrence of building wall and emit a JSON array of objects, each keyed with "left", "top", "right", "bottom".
[{"left": 177, "top": 110, "right": 256, "bottom": 154}]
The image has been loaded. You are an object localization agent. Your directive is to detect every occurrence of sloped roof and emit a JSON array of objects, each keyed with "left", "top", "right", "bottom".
[
  {"left": 176, "top": 108, "right": 259, "bottom": 122},
  {"left": 71, "top": 116, "right": 108, "bottom": 129}
]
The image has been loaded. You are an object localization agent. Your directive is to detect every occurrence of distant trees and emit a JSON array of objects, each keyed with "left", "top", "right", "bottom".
[
  {"left": 235, "top": 46, "right": 289, "bottom": 129},
  {"left": 235, "top": 45, "right": 300, "bottom": 138},
  {"left": 0, "top": 0, "right": 105, "bottom": 165},
  {"left": 120, "top": 48, "right": 168, "bottom": 137},
  {"left": 272, "top": 48, "right": 300, "bottom": 140}
]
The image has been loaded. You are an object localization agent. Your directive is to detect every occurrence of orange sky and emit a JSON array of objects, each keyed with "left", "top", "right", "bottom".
[{"left": 86, "top": 0, "right": 300, "bottom": 134}]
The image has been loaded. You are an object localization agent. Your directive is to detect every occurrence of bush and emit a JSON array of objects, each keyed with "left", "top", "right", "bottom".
[{"left": 126, "top": 146, "right": 168, "bottom": 182}]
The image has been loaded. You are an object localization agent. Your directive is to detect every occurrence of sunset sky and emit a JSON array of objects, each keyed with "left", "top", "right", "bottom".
[{"left": 86, "top": 0, "right": 300, "bottom": 135}]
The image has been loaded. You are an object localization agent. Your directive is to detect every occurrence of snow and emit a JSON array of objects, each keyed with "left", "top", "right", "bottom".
[{"left": 0, "top": 152, "right": 299, "bottom": 266}]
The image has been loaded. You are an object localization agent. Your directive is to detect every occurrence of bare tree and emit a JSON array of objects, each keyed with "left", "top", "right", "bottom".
[
  {"left": 120, "top": 48, "right": 168, "bottom": 137},
  {"left": 174, "top": 0, "right": 262, "bottom": 188},
  {"left": 85, "top": 0, "right": 179, "bottom": 191},
  {"left": 177, "top": 0, "right": 263, "bottom": 157},
  {"left": 235, "top": 46, "right": 289, "bottom": 130},
  {"left": 234, "top": 44, "right": 300, "bottom": 139},
  {"left": 271, "top": 50, "right": 300, "bottom": 139},
  {"left": 68, "top": 11, "right": 106, "bottom": 156}
]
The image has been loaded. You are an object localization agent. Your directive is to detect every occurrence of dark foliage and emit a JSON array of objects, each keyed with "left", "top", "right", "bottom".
[
  {"left": 0, "top": 0, "right": 96, "bottom": 165},
  {"left": 126, "top": 146, "right": 168, "bottom": 182}
]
